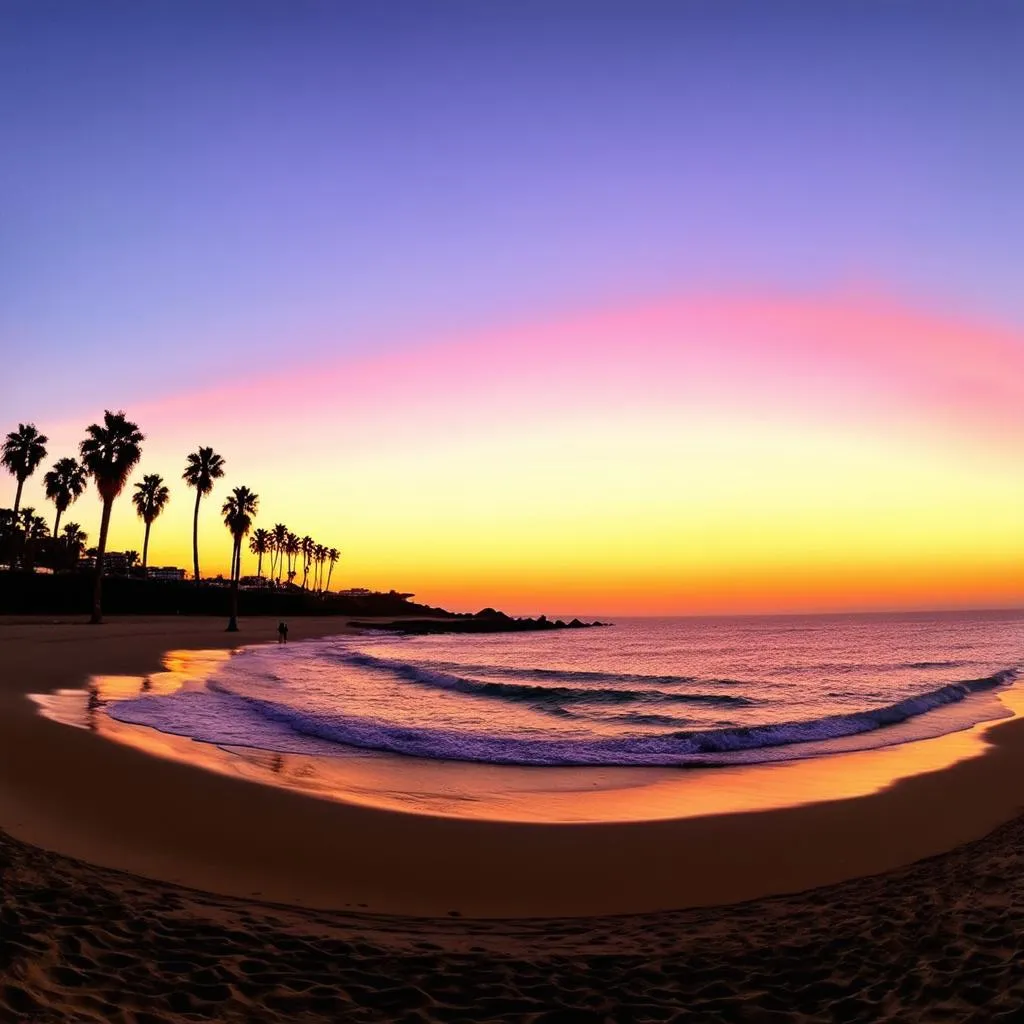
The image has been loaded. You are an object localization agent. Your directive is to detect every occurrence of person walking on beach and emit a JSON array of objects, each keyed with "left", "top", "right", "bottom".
[{"left": 277, "top": 621, "right": 288, "bottom": 643}]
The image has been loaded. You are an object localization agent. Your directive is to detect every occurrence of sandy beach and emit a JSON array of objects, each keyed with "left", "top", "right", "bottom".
[{"left": 3, "top": 616, "right": 1024, "bottom": 1021}]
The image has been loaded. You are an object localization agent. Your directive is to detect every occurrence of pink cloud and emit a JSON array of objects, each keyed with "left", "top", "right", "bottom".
[{"left": 133, "top": 291, "right": 1024, "bottom": 454}]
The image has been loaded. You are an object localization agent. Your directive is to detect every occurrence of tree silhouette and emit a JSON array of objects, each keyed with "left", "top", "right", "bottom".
[
  {"left": 183, "top": 447, "right": 225, "bottom": 584},
  {"left": 285, "top": 531, "right": 300, "bottom": 585},
  {"left": 132, "top": 473, "right": 171, "bottom": 570},
  {"left": 300, "top": 535, "right": 314, "bottom": 589},
  {"left": 79, "top": 411, "right": 144, "bottom": 623},
  {"left": 314, "top": 543, "right": 327, "bottom": 591},
  {"left": 19, "top": 510, "right": 49, "bottom": 572},
  {"left": 43, "top": 457, "right": 87, "bottom": 537},
  {"left": 61, "top": 522, "right": 88, "bottom": 566},
  {"left": 222, "top": 485, "right": 258, "bottom": 631},
  {"left": 2, "top": 423, "right": 48, "bottom": 514},
  {"left": 271, "top": 523, "right": 288, "bottom": 583},
  {"left": 249, "top": 527, "right": 270, "bottom": 578},
  {"left": 326, "top": 547, "right": 340, "bottom": 592}
]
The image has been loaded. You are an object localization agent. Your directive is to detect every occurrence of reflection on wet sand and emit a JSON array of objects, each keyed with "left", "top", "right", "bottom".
[{"left": 29, "top": 647, "right": 1024, "bottom": 825}]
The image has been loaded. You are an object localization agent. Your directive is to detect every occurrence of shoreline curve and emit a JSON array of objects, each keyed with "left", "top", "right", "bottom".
[{"left": 4, "top": 615, "right": 1024, "bottom": 918}]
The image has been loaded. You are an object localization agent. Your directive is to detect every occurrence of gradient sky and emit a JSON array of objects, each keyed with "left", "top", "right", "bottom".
[{"left": 2, "top": 1, "right": 1023, "bottom": 614}]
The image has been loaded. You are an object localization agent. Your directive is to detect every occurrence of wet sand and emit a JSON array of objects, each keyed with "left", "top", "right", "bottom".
[{"left": 3, "top": 615, "right": 1024, "bottom": 1020}]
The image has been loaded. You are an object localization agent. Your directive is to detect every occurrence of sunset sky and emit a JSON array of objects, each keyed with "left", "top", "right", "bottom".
[{"left": 2, "top": 1, "right": 1023, "bottom": 615}]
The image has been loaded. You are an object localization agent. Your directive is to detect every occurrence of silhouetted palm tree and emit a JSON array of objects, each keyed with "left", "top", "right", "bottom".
[
  {"left": 285, "top": 532, "right": 300, "bottom": 585},
  {"left": 2, "top": 423, "right": 48, "bottom": 515},
  {"left": 271, "top": 523, "right": 288, "bottom": 582},
  {"left": 325, "top": 547, "right": 340, "bottom": 592},
  {"left": 314, "top": 543, "right": 328, "bottom": 591},
  {"left": 43, "top": 457, "right": 87, "bottom": 537},
  {"left": 62, "top": 522, "right": 87, "bottom": 564},
  {"left": 131, "top": 473, "right": 171, "bottom": 570},
  {"left": 79, "top": 411, "right": 144, "bottom": 623},
  {"left": 183, "top": 447, "right": 225, "bottom": 584},
  {"left": 222, "top": 486, "right": 259, "bottom": 631},
  {"left": 20, "top": 511, "right": 49, "bottom": 572},
  {"left": 249, "top": 527, "right": 270, "bottom": 578},
  {"left": 300, "top": 535, "right": 314, "bottom": 589},
  {"left": 0, "top": 508, "right": 16, "bottom": 568}
]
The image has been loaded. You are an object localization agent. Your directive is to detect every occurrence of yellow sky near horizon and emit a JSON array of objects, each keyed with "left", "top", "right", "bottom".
[{"left": 6, "top": 401, "right": 1023, "bottom": 616}]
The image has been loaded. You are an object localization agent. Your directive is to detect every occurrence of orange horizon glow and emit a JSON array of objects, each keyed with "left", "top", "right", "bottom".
[{"left": 6, "top": 291, "right": 1024, "bottom": 617}]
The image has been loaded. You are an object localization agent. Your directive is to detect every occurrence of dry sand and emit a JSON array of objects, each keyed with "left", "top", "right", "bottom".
[{"left": 2, "top": 615, "right": 1024, "bottom": 1021}]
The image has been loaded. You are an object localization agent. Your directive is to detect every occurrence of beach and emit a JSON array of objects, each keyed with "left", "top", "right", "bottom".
[{"left": 3, "top": 616, "right": 1024, "bottom": 1021}]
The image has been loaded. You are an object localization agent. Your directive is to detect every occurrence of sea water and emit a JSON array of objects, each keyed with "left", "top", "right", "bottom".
[{"left": 105, "top": 611, "right": 1022, "bottom": 768}]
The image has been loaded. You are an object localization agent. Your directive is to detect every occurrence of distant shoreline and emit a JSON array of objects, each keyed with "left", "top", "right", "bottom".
[{"left": 0, "top": 571, "right": 610, "bottom": 632}]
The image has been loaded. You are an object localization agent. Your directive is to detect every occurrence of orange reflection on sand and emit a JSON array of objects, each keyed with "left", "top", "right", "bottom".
[{"left": 33, "top": 649, "right": 1024, "bottom": 825}]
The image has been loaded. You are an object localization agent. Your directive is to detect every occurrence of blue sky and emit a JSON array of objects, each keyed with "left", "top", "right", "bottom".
[{"left": 3, "top": 0, "right": 1023, "bottom": 421}]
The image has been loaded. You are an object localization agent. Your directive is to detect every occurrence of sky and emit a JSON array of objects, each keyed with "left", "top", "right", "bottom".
[{"left": 2, "top": 0, "right": 1023, "bottom": 615}]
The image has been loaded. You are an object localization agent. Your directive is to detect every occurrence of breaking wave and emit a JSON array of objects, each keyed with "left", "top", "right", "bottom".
[
  {"left": 321, "top": 649, "right": 757, "bottom": 708},
  {"left": 108, "top": 664, "right": 1018, "bottom": 768}
]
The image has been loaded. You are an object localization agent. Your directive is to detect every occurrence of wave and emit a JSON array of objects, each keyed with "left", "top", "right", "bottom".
[
  {"left": 324, "top": 649, "right": 758, "bottom": 708},
  {"left": 333, "top": 650, "right": 761, "bottom": 687},
  {"left": 112, "top": 666, "right": 1019, "bottom": 768},
  {"left": 377, "top": 658, "right": 717, "bottom": 687}
]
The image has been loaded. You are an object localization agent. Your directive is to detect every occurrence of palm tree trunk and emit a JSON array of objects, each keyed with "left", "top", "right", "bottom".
[
  {"left": 326, "top": 562, "right": 335, "bottom": 592},
  {"left": 227, "top": 536, "right": 240, "bottom": 631},
  {"left": 13, "top": 477, "right": 24, "bottom": 515},
  {"left": 257, "top": 551, "right": 263, "bottom": 578},
  {"left": 53, "top": 506, "right": 63, "bottom": 539},
  {"left": 192, "top": 489, "right": 202, "bottom": 584},
  {"left": 90, "top": 499, "right": 113, "bottom": 624},
  {"left": 142, "top": 521, "right": 151, "bottom": 570}
]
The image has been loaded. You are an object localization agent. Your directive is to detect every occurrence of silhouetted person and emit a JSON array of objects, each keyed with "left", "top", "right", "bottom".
[{"left": 277, "top": 620, "right": 288, "bottom": 643}]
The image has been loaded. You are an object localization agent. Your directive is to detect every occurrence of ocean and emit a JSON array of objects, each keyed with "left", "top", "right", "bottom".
[{"left": 105, "top": 611, "right": 1022, "bottom": 768}]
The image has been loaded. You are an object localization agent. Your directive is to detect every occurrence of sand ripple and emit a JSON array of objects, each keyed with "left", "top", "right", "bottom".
[{"left": 3, "top": 816, "right": 1024, "bottom": 1022}]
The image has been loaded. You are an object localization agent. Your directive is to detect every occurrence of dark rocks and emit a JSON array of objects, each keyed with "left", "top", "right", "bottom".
[{"left": 348, "top": 615, "right": 613, "bottom": 635}]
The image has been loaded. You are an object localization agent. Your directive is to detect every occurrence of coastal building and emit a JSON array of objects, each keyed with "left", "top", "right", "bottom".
[
  {"left": 238, "top": 575, "right": 272, "bottom": 589},
  {"left": 337, "top": 587, "right": 415, "bottom": 600},
  {"left": 147, "top": 566, "right": 187, "bottom": 582},
  {"left": 78, "top": 551, "right": 136, "bottom": 576}
]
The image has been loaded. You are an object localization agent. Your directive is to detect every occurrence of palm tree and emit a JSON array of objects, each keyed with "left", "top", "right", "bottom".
[
  {"left": 131, "top": 473, "right": 171, "bottom": 570},
  {"left": 300, "top": 535, "right": 314, "bottom": 589},
  {"left": 249, "top": 527, "right": 270, "bottom": 578},
  {"left": 0, "top": 508, "right": 16, "bottom": 568},
  {"left": 2, "top": 423, "right": 48, "bottom": 514},
  {"left": 314, "top": 543, "right": 328, "bottom": 591},
  {"left": 325, "top": 547, "right": 340, "bottom": 592},
  {"left": 62, "top": 522, "right": 87, "bottom": 565},
  {"left": 182, "top": 447, "right": 225, "bottom": 584},
  {"left": 43, "top": 457, "right": 87, "bottom": 536},
  {"left": 79, "top": 411, "right": 144, "bottom": 624},
  {"left": 285, "top": 532, "right": 300, "bottom": 586},
  {"left": 222, "top": 486, "right": 259, "bottom": 631},
  {"left": 21, "top": 513, "right": 49, "bottom": 572},
  {"left": 271, "top": 523, "right": 288, "bottom": 582}
]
